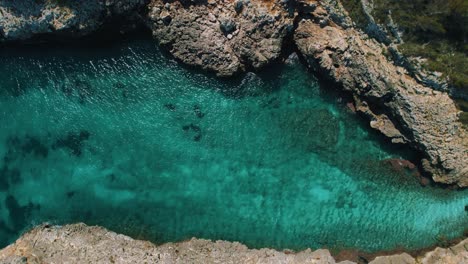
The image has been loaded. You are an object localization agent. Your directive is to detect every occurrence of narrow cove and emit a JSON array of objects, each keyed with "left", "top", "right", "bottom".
[{"left": 0, "top": 37, "right": 466, "bottom": 252}]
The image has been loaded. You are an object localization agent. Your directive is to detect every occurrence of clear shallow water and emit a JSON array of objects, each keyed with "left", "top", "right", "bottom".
[{"left": 0, "top": 38, "right": 466, "bottom": 251}]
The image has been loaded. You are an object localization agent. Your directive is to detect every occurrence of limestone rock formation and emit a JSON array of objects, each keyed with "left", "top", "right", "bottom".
[
  {"left": 146, "top": 0, "right": 294, "bottom": 76},
  {"left": 294, "top": 1, "right": 468, "bottom": 187},
  {"left": 0, "top": 223, "right": 467, "bottom": 264},
  {"left": 419, "top": 237, "right": 468, "bottom": 264},
  {"left": 0, "top": 223, "right": 349, "bottom": 264},
  {"left": 370, "top": 253, "right": 415, "bottom": 264},
  {"left": 0, "top": 0, "right": 148, "bottom": 41},
  {"left": 0, "top": 0, "right": 466, "bottom": 185}
]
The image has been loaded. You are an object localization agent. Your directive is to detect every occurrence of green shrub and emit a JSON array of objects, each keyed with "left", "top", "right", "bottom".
[
  {"left": 341, "top": 0, "right": 468, "bottom": 124},
  {"left": 342, "top": 1, "right": 467, "bottom": 83},
  {"left": 340, "top": 0, "right": 368, "bottom": 28}
]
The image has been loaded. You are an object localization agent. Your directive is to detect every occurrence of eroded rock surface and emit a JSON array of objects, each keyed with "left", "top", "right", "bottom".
[
  {"left": 0, "top": 0, "right": 466, "bottom": 185},
  {"left": 0, "top": 224, "right": 467, "bottom": 264},
  {"left": 0, "top": 0, "right": 148, "bottom": 41},
  {"left": 146, "top": 0, "right": 294, "bottom": 76},
  {"left": 0, "top": 223, "right": 349, "bottom": 264},
  {"left": 294, "top": 1, "right": 467, "bottom": 187}
]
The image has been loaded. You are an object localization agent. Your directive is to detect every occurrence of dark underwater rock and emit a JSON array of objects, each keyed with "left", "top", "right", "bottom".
[
  {"left": 0, "top": 168, "right": 10, "bottom": 191},
  {"left": 53, "top": 130, "right": 91, "bottom": 157},
  {"left": 193, "top": 105, "right": 205, "bottom": 118},
  {"left": 21, "top": 137, "right": 49, "bottom": 158},
  {"left": 6, "top": 136, "right": 48, "bottom": 159},
  {"left": 383, "top": 158, "right": 430, "bottom": 186},
  {"left": 193, "top": 134, "right": 202, "bottom": 141},
  {"left": 164, "top": 103, "right": 177, "bottom": 111},
  {"left": 182, "top": 123, "right": 202, "bottom": 142},
  {"left": 4, "top": 195, "right": 38, "bottom": 231}
]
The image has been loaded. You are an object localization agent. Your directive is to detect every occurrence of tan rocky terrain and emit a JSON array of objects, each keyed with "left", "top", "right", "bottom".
[
  {"left": 0, "top": 1, "right": 466, "bottom": 186},
  {"left": 147, "top": 0, "right": 294, "bottom": 77},
  {"left": 0, "top": 1, "right": 467, "bottom": 262},
  {"left": 0, "top": 223, "right": 466, "bottom": 264},
  {"left": 294, "top": 0, "right": 468, "bottom": 186}
]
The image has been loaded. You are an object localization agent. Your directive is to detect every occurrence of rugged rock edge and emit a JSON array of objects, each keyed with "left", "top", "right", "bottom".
[
  {"left": 0, "top": 0, "right": 466, "bottom": 185},
  {"left": 0, "top": 223, "right": 467, "bottom": 264}
]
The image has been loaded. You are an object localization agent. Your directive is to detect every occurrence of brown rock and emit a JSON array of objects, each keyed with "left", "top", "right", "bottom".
[
  {"left": 419, "top": 238, "right": 468, "bottom": 264},
  {"left": 369, "top": 253, "right": 415, "bottom": 264},
  {"left": 1, "top": 223, "right": 467, "bottom": 264},
  {"left": 146, "top": 0, "right": 294, "bottom": 76},
  {"left": 1, "top": 0, "right": 466, "bottom": 187},
  {"left": 294, "top": 1, "right": 468, "bottom": 187},
  {"left": 0, "top": 223, "right": 353, "bottom": 264}
]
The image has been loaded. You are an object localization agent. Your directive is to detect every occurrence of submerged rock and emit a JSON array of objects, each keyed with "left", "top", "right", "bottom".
[
  {"left": 182, "top": 123, "right": 202, "bottom": 141},
  {"left": 53, "top": 130, "right": 91, "bottom": 157},
  {"left": 164, "top": 103, "right": 177, "bottom": 111},
  {"left": 4, "top": 195, "right": 39, "bottom": 232},
  {"left": 193, "top": 105, "right": 205, "bottom": 118},
  {"left": 6, "top": 136, "right": 49, "bottom": 159},
  {"left": 383, "top": 159, "right": 431, "bottom": 186}
]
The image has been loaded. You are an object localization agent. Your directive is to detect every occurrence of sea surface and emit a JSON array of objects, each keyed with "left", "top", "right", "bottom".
[{"left": 0, "top": 37, "right": 467, "bottom": 251}]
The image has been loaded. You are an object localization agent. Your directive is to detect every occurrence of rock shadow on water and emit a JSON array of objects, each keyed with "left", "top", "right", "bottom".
[
  {"left": 0, "top": 166, "right": 21, "bottom": 191},
  {"left": 2, "top": 195, "right": 40, "bottom": 235}
]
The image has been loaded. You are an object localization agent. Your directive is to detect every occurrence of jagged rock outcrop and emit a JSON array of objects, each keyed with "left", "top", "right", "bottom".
[
  {"left": 294, "top": 0, "right": 467, "bottom": 187},
  {"left": 146, "top": 0, "right": 294, "bottom": 76},
  {"left": 0, "top": 0, "right": 466, "bottom": 186},
  {"left": 0, "top": 0, "right": 148, "bottom": 41},
  {"left": 0, "top": 223, "right": 352, "bottom": 264},
  {"left": 344, "top": 1, "right": 449, "bottom": 94},
  {"left": 0, "top": 223, "right": 467, "bottom": 264}
]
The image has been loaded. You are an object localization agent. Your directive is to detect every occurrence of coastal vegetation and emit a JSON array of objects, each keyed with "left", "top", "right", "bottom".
[{"left": 341, "top": 0, "right": 468, "bottom": 95}]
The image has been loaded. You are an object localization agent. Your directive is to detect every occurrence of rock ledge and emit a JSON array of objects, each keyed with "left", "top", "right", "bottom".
[{"left": 0, "top": 223, "right": 467, "bottom": 264}]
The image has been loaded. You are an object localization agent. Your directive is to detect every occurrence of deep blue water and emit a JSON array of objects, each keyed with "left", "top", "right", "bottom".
[{"left": 0, "top": 38, "right": 466, "bottom": 251}]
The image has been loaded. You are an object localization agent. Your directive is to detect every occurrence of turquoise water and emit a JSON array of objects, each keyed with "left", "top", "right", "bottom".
[{"left": 0, "top": 38, "right": 467, "bottom": 252}]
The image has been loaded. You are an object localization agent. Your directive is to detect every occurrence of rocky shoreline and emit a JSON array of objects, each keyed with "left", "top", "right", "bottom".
[
  {"left": 0, "top": 223, "right": 466, "bottom": 264},
  {"left": 1, "top": 0, "right": 465, "bottom": 187},
  {"left": 0, "top": 0, "right": 467, "bottom": 261}
]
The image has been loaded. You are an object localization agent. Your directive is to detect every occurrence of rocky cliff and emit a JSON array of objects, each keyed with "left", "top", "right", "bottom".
[
  {"left": 0, "top": 1, "right": 466, "bottom": 185},
  {"left": 294, "top": 1, "right": 467, "bottom": 186},
  {"left": 0, "top": 0, "right": 148, "bottom": 40},
  {"left": 146, "top": 0, "right": 294, "bottom": 77},
  {"left": 0, "top": 223, "right": 466, "bottom": 264}
]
